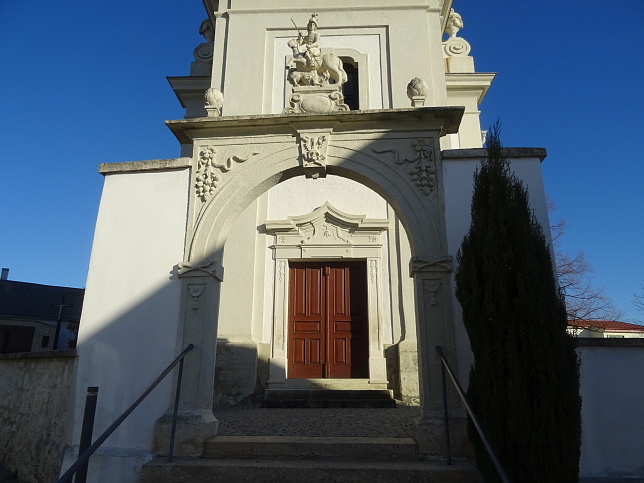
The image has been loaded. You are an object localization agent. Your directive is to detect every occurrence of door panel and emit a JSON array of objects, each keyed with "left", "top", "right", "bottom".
[
  {"left": 288, "top": 261, "right": 368, "bottom": 379},
  {"left": 289, "top": 265, "right": 325, "bottom": 378}
]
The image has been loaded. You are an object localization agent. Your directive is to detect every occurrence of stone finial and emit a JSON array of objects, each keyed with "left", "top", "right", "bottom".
[
  {"left": 407, "top": 78, "right": 429, "bottom": 107},
  {"left": 204, "top": 88, "right": 224, "bottom": 117},
  {"left": 445, "top": 9, "right": 463, "bottom": 38}
]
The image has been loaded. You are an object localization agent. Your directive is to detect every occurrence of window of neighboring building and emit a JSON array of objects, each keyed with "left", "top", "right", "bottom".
[
  {"left": 607, "top": 334, "right": 625, "bottom": 338},
  {"left": 0, "top": 325, "right": 35, "bottom": 354},
  {"left": 41, "top": 335, "right": 50, "bottom": 348}
]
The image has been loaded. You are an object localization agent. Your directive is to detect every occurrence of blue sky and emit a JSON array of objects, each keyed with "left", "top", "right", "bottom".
[{"left": 1, "top": 1, "right": 642, "bottom": 323}]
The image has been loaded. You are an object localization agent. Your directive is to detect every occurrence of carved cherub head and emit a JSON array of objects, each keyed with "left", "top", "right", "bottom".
[
  {"left": 445, "top": 9, "right": 463, "bottom": 38},
  {"left": 199, "top": 19, "right": 214, "bottom": 42}
]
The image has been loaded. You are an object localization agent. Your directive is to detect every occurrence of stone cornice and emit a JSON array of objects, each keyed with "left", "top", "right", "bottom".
[
  {"left": 442, "top": 147, "right": 547, "bottom": 162},
  {"left": 211, "top": 5, "right": 444, "bottom": 16},
  {"left": 165, "top": 107, "right": 464, "bottom": 144},
  {"left": 445, "top": 73, "right": 496, "bottom": 103},
  {"left": 99, "top": 157, "right": 191, "bottom": 175}
]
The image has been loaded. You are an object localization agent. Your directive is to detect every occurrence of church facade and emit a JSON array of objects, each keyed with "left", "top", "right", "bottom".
[{"left": 62, "top": 1, "right": 551, "bottom": 481}]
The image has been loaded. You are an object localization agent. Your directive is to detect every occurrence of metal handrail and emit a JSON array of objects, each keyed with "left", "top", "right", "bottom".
[
  {"left": 57, "top": 343, "right": 194, "bottom": 483},
  {"left": 435, "top": 345, "right": 514, "bottom": 483}
]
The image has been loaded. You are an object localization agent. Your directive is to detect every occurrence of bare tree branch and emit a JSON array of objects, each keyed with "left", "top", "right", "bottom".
[
  {"left": 549, "top": 199, "right": 623, "bottom": 324},
  {"left": 633, "top": 281, "right": 644, "bottom": 315}
]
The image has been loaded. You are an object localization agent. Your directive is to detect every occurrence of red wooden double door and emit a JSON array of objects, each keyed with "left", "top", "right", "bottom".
[{"left": 288, "top": 261, "right": 369, "bottom": 379}]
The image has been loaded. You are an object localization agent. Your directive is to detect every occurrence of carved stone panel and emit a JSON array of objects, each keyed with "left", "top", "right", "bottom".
[
  {"left": 296, "top": 129, "right": 331, "bottom": 179},
  {"left": 284, "top": 86, "right": 349, "bottom": 115},
  {"left": 373, "top": 139, "right": 438, "bottom": 195},
  {"left": 195, "top": 145, "right": 259, "bottom": 202}
]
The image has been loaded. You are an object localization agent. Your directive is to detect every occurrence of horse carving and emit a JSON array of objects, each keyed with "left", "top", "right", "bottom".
[
  {"left": 286, "top": 14, "right": 347, "bottom": 88},
  {"left": 286, "top": 39, "right": 347, "bottom": 87}
]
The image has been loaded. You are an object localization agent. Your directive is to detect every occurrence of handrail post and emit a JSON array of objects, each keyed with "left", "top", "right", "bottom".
[
  {"left": 76, "top": 386, "right": 99, "bottom": 483},
  {"left": 435, "top": 345, "right": 514, "bottom": 483},
  {"left": 168, "top": 356, "right": 186, "bottom": 462},
  {"left": 440, "top": 362, "right": 452, "bottom": 465},
  {"left": 56, "top": 344, "right": 194, "bottom": 483}
]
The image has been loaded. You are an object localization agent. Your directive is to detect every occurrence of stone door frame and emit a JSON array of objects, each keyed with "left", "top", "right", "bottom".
[{"left": 265, "top": 202, "right": 390, "bottom": 385}]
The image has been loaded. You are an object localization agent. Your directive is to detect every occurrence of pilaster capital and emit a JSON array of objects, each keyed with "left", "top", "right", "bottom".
[
  {"left": 410, "top": 255, "right": 453, "bottom": 275},
  {"left": 178, "top": 258, "right": 224, "bottom": 281}
]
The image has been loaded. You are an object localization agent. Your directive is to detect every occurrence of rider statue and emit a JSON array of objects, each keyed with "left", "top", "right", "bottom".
[
  {"left": 283, "top": 14, "right": 349, "bottom": 112},
  {"left": 293, "top": 13, "right": 321, "bottom": 68}
]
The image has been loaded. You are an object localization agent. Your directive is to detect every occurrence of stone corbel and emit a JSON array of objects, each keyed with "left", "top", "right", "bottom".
[
  {"left": 410, "top": 255, "right": 453, "bottom": 275},
  {"left": 178, "top": 258, "right": 224, "bottom": 281},
  {"left": 296, "top": 129, "right": 332, "bottom": 179}
]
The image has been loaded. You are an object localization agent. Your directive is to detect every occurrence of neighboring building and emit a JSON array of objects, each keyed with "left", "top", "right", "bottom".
[
  {"left": 61, "top": 2, "right": 554, "bottom": 481},
  {"left": 0, "top": 269, "right": 84, "bottom": 353},
  {"left": 568, "top": 320, "right": 644, "bottom": 339}
]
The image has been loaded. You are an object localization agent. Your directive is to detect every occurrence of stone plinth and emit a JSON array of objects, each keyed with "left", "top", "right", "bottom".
[{"left": 283, "top": 85, "right": 349, "bottom": 114}]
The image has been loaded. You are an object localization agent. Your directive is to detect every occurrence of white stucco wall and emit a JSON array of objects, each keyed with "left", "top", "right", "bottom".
[
  {"left": 63, "top": 168, "right": 189, "bottom": 482},
  {"left": 266, "top": 175, "right": 389, "bottom": 220},
  {"left": 211, "top": 4, "right": 447, "bottom": 115},
  {"left": 577, "top": 342, "right": 644, "bottom": 478}
]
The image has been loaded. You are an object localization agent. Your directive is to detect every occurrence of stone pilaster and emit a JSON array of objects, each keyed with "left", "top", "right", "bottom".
[
  {"left": 153, "top": 259, "right": 223, "bottom": 456},
  {"left": 410, "top": 256, "right": 470, "bottom": 457}
]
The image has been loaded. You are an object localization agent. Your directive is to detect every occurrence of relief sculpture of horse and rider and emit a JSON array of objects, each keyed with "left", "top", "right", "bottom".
[{"left": 283, "top": 14, "right": 350, "bottom": 114}]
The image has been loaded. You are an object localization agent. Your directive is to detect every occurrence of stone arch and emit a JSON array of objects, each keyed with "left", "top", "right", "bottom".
[
  {"left": 187, "top": 141, "right": 444, "bottom": 267},
  {"left": 170, "top": 109, "right": 461, "bottom": 457}
]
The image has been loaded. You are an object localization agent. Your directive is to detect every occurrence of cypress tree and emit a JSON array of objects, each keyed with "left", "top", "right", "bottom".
[{"left": 454, "top": 122, "right": 581, "bottom": 482}]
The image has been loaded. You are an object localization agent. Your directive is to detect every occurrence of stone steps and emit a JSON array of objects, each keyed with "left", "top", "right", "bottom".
[
  {"left": 202, "top": 435, "right": 418, "bottom": 460},
  {"left": 141, "top": 434, "right": 478, "bottom": 482},
  {"left": 262, "top": 388, "right": 396, "bottom": 408},
  {"left": 141, "top": 455, "right": 476, "bottom": 482},
  {"left": 268, "top": 378, "right": 388, "bottom": 390}
]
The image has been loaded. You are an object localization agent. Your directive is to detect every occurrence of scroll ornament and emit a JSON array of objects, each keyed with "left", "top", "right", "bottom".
[
  {"left": 373, "top": 139, "right": 437, "bottom": 195},
  {"left": 195, "top": 146, "right": 259, "bottom": 202}
]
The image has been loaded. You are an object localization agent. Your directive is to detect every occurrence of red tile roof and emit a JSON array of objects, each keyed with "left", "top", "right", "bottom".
[{"left": 568, "top": 320, "right": 644, "bottom": 332}]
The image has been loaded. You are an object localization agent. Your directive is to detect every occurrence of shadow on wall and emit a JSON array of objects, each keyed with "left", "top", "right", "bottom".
[
  {"left": 213, "top": 339, "right": 269, "bottom": 407},
  {"left": 212, "top": 339, "right": 413, "bottom": 408}
]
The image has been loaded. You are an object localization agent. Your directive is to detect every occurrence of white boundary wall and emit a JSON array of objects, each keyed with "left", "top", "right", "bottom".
[{"left": 577, "top": 339, "right": 644, "bottom": 479}]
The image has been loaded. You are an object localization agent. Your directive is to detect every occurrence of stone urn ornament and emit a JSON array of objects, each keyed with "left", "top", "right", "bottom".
[{"left": 407, "top": 78, "right": 429, "bottom": 107}]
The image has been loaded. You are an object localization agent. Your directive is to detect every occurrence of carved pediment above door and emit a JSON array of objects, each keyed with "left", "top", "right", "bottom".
[{"left": 265, "top": 201, "right": 389, "bottom": 259}]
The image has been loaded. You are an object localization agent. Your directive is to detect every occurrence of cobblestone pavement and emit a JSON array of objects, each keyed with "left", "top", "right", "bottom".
[{"left": 214, "top": 403, "right": 421, "bottom": 438}]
